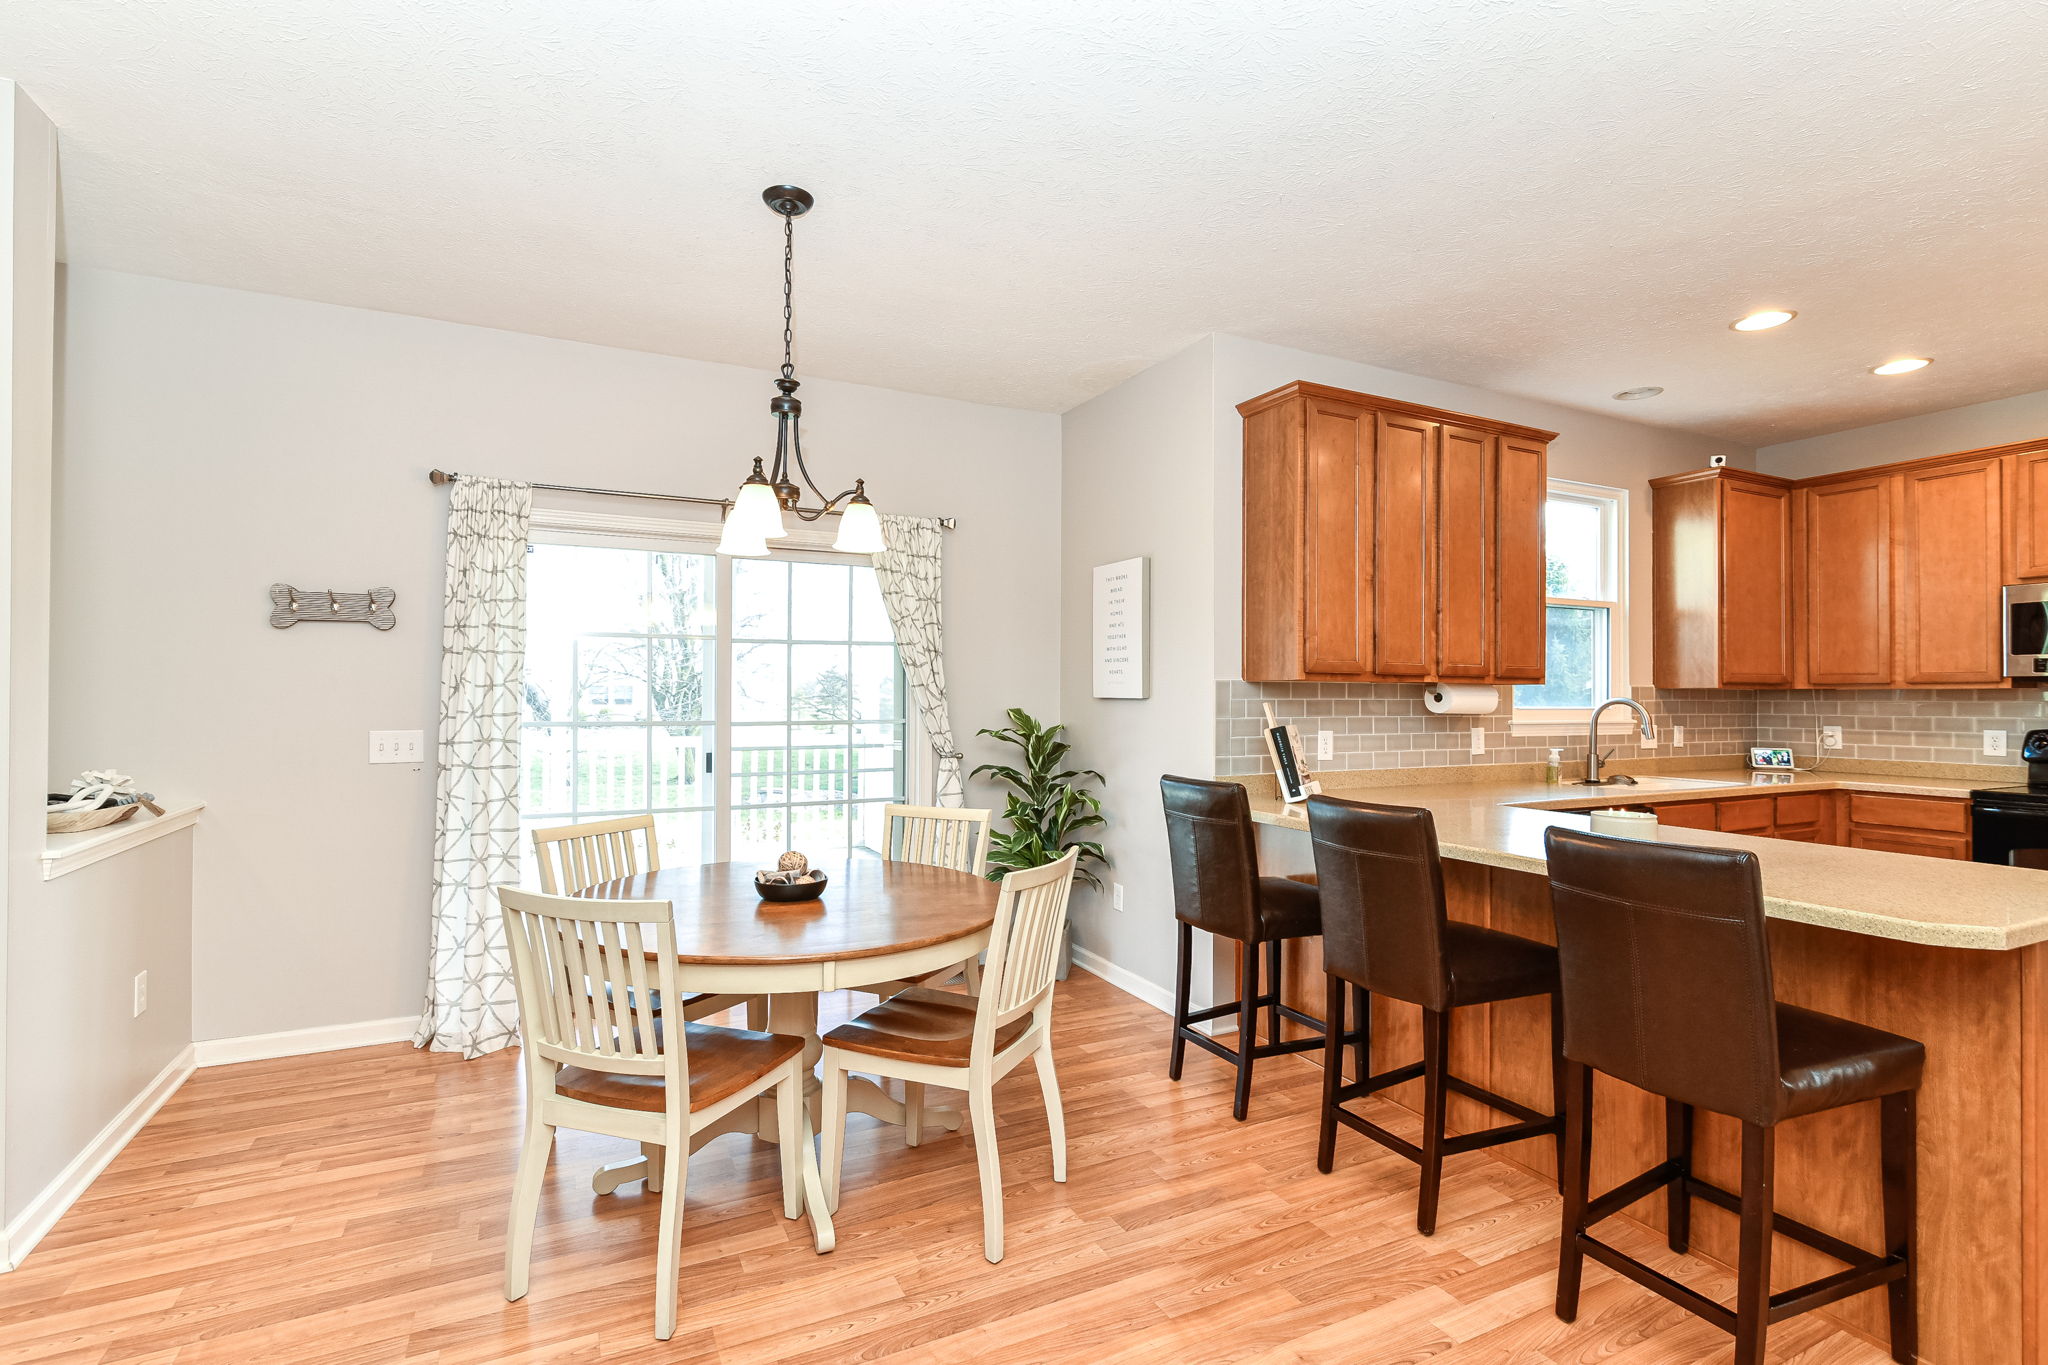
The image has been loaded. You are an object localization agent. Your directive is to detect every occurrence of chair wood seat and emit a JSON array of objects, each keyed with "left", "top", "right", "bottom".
[
  {"left": 554, "top": 1023, "right": 806, "bottom": 1114},
  {"left": 822, "top": 986, "right": 1031, "bottom": 1067}
]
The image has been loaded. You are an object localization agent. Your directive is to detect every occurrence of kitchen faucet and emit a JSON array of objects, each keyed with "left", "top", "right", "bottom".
[{"left": 1580, "top": 697, "right": 1658, "bottom": 785}]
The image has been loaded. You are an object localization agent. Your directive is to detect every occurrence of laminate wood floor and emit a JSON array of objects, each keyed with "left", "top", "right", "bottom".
[{"left": 0, "top": 972, "right": 1893, "bottom": 1364}]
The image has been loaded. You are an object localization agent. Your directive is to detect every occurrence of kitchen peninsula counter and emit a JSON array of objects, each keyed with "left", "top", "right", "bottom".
[{"left": 1234, "top": 765, "right": 2046, "bottom": 1364}]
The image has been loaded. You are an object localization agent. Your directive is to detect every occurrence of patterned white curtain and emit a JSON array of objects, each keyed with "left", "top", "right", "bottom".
[
  {"left": 872, "top": 513, "right": 964, "bottom": 806},
  {"left": 414, "top": 476, "right": 532, "bottom": 1058}
]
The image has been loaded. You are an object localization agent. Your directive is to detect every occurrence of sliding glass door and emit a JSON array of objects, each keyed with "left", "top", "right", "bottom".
[{"left": 520, "top": 536, "right": 908, "bottom": 875}]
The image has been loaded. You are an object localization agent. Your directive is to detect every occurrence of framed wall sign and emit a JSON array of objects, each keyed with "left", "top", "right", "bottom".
[{"left": 1091, "top": 557, "right": 1148, "bottom": 699}]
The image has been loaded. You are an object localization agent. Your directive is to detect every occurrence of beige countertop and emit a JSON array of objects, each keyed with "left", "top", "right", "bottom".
[{"left": 1246, "top": 768, "right": 2048, "bottom": 951}]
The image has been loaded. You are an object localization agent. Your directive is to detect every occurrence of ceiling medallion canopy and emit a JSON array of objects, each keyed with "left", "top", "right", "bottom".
[{"left": 718, "top": 185, "right": 886, "bottom": 557}]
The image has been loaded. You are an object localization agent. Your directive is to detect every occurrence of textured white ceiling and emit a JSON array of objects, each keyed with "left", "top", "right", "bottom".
[{"left": 5, "top": 1, "right": 2047, "bottom": 443}]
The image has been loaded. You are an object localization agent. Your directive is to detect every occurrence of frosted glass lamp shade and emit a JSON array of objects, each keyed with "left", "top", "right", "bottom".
[
  {"left": 832, "top": 497, "right": 887, "bottom": 554},
  {"left": 727, "top": 479, "right": 788, "bottom": 541},
  {"left": 716, "top": 515, "right": 769, "bottom": 557}
]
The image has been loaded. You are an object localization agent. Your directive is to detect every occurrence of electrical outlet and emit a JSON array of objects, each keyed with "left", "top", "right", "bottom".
[
  {"left": 132, "top": 970, "right": 147, "bottom": 1018},
  {"left": 1316, "top": 730, "right": 1333, "bottom": 762},
  {"left": 1985, "top": 729, "right": 2009, "bottom": 757},
  {"left": 369, "top": 730, "right": 425, "bottom": 764},
  {"left": 1111, "top": 882, "right": 1125, "bottom": 912},
  {"left": 1821, "top": 725, "right": 1844, "bottom": 750},
  {"left": 1673, "top": 725, "right": 1686, "bottom": 748},
  {"left": 1469, "top": 725, "right": 1485, "bottom": 756}
]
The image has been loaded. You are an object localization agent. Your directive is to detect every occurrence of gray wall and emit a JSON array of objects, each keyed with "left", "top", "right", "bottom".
[
  {"left": 52, "top": 267, "right": 1062, "bottom": 1044},
  {"left": 1755, "top": 385, "right": 2048, "bottom": 479},
  {"left": 1058, "top": 336, "right": 1219, "bottom": 1000},
  {"left": 7, "top": 833, "right": 194, "bottom": 1224}
]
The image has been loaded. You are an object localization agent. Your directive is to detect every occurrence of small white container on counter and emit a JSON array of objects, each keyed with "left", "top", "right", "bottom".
[{"left": 1589, "top": 808, "right": 1660, "bottom": 841}]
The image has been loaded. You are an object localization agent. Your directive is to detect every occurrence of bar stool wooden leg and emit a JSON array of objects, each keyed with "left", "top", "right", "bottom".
[
  {"left": 1416, "top": 1007, "right": 1451, "bottom": 1235},
  {"left": 1882, "top": 1090, "right": 1918, "bottom": 1364},
  {"left": 1555, "top": 1060, "right": 1594, "bottom": 1322},
  {"left": 1350, "top": 983, "right": 1370, "bottom": 1081},
  {"left": 1549, "top": 990, "right": 1567, "bottom": 1189},
  {"left": 1317, "top": 975, "right": 1344, "bottom": 1173},
  {"left": 1233, "top": 943, "right": 1259, "bottom": 1120},
  {"left": 1733, "top": 1122, "right": 1777, "bottom": 1365},
  {"left": 1666, "top": 1099, "right": 1694, "bottom": 1253},
  {"left": 1264, "top": 939, "right": 1283, "bottom": 1046},
  {"left": 1168, "top": 921, "right": 1192, "bottom": 1081}
]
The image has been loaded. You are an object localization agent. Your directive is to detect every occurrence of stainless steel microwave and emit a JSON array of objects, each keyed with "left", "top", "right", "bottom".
[{"left": 2008, "top": 584, "right": 2048, "bottom": 677}]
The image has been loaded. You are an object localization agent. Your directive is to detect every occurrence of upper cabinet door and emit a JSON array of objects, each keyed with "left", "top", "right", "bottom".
[
  {"left": 1802, "top": 477, "right": 1893, "bottom": 686},
  {"left": 1434, "top": 425, "right": 1493, "bottom": 678},
  {"left": 1492, "top": 436, "right": 1549, "bottom": 682},
  {"left": 1899, "top": 456, "right": 2006, "bottom": 684},
  {"left": 1716, "top": 479, "right": 1794, "bottom": 685},
  {"left": 1300, "top": 399, "right": 1375, "bottom": 675},
  {"left": 2014, "top": 448, "right": 2048, "bottom": 581},
  {"left": 1372, "top": 412, "right": 1438, "bottom": 677}
]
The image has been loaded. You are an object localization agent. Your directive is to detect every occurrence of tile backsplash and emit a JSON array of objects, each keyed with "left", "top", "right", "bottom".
[
  {"left": 1214, "top": 682, "right": 1751, "bottom": 778},
  {"left": 1215, "top": 680, "right": 2048, "bottom": 779}
]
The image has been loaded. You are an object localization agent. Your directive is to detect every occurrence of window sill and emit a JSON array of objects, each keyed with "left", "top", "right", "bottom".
[{"left": 43, "top": 798, "right": 204, "bottom": 881}]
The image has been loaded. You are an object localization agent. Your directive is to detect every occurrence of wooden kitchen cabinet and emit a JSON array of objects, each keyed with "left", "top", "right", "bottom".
[
  {"left": 1897, "top": 455, "right": 2007, "bottom": 684},
  {"left": 1640, "top": 789, "right": 1964, "bottom": 861},
  {"left": 2011, "top": 443, "right": 2048, "bottom": 581},
  {"left": 1239, "top": 381, "right": 1555, "bottom": 683},
  {"left": 1650, "top": 468, "right": 1794, "bottom": 688},
  {"left": 1799, "top": 475, "right": 1893, "bottom": 686}
]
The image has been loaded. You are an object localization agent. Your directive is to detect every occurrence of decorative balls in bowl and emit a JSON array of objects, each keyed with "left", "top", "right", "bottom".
[{"left": 756, "top": 851, "right": 827, "bottom": 902}]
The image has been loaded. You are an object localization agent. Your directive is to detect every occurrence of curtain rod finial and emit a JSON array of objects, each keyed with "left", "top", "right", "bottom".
[{"left": 428, "top": 469, "right": 457, "bottom": 486}]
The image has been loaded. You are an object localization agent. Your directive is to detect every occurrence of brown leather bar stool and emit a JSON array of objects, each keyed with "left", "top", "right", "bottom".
[
  {"left": 1544, "top": 827, "right": 1922, "bottom": 1365},
  {"left": 1307, "top": 794, "right": 1566, "bottom": 1235},
  {"left": 1161, "top": 775, "right": 1338, "bottom": 1120}
]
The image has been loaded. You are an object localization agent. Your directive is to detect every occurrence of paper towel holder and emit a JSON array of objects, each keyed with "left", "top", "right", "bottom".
[{"left": 1422, "top": 684, "right": 1501, "bottom": 716}]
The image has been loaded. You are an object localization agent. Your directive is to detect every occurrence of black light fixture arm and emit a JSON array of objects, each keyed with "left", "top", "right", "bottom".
[{"left": 754, "top": 185, "right": 874, "bottom": 522}]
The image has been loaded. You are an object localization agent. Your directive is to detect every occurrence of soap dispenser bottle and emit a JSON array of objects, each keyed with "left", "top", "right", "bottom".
[{"left": 1545, "top": 748, "right": 1562, "bottom": 785}]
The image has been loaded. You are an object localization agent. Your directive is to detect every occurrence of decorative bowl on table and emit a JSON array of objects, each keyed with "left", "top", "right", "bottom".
[{"left": 755, "top": 870, "right": 828, "bottom": 903}]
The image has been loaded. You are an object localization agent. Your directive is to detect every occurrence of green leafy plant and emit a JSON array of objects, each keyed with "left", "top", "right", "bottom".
[{"left": 972, "top": 708, "right": 1108, "bottom": 888}]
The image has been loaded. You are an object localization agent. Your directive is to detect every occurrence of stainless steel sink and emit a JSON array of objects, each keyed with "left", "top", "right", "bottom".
[{"left": 1568, "top": 775, "right": 1741, "bottom": 792}]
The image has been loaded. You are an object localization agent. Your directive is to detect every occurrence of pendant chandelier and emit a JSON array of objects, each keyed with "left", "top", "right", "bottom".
[{"left": 717, "top": 185, "right": 887, "bottom": 557}]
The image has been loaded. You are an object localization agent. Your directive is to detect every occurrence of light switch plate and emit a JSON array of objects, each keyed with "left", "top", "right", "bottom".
[
  {"left": 1821, "top": 725, "right": 1843, "bottom": 749},
  {"left": 1673, "top": 725, "right": 1686, "bottom": 748},
  {"left": 1985, "top": 729, "right": 2009, "bottom": 757},
  {"left": 369, "top": 730, "right": 425, "bottom": 764},
  {"left": 1317, "top": 730, "right": 1333, "bottom": 762},
  {"left": 1111, "top": 882, "right": 1125, "bottom": 912},
  {"left": 132, "top": 970, "right": 147, "bottom": 1018}
]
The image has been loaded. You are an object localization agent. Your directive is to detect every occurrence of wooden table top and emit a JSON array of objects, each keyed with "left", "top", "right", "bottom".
[{"left": 577, "top": 853, "right": 999, "bottom": 965}]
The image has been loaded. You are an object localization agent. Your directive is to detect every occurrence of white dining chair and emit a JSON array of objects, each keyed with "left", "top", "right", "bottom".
[
  {"left": 532, "top": 814, "right": 765, "bottom": 1029},
  {"left": 819, "top": 848, "right": 1079, "bottom": 1263},
  {"left": 498, "top": 886, "right": 831, "bottom": 1341},
  {"left": 874, "top": 802, "right": 993, "bottom": 992}
]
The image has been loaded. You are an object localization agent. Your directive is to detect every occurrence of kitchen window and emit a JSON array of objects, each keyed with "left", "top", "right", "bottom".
[
  {"left": 1511, "top": 481, "right": 1628, "bottom": 729},
  {"left": 520, "top": 520, "right": 910, "bottom": 875}
]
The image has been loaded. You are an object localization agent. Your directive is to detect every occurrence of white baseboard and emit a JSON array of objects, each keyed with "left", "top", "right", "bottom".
[
  {"left": 1070, "top": 945, "right": 1175, "bottom": 1015},
  {"left": 4, "top": 1044, "right": 196, "bottom": 1271},
  {"left": 193, "top": 1015, "right": 417, "bottom": 1067}
]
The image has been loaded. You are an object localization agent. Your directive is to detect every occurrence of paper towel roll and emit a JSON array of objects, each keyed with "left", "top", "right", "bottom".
[{"left": 1422, "top": 684, "right": 1500, "bottom": 716}]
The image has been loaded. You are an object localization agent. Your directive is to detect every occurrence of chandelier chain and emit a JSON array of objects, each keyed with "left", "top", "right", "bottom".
[{"left": 780, "top": 212, "right": 795, "bottom": 381}]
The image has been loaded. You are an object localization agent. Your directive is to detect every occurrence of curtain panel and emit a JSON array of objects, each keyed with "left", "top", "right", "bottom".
[
  {"left": 871, "top": 513, "right": 963, "bottom": 806},
  {"left": 414, "top": 476, "right": 532, "bottom": 1058}
]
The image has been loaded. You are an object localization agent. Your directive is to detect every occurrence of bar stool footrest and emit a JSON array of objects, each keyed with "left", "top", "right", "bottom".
[
  {"left": 1329, "top": 1069, "right": 1561, "bottom": 1165},
  {"left": 1580, "top": 1162, "right": 1909, "bottom": 1335}
]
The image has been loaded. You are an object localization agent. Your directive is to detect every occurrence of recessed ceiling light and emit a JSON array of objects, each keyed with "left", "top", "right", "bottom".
[
  {"left": 1731, "top": 309, "right": 1797, "bottom": 331},
  {"left": 1613, "top": 386, "right": 1664, "bottom": 401},
  {"left": 1872, "top": 357, "right": 1932, "bottom": 375}
]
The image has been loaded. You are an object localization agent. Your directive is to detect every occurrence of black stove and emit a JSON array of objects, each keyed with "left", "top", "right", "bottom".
[{"left": 1971, "top": 729, "right": 2048, "bottom": 867}]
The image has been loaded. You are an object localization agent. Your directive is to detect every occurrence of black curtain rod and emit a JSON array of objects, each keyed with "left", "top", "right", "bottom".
[{"left": 426, "top": 469, "right": 955, "bottom": 530}]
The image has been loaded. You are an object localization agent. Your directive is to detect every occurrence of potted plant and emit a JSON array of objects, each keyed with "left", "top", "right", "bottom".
[{"left": 973, "top": 710, "right": 1107, "bottom": 976}]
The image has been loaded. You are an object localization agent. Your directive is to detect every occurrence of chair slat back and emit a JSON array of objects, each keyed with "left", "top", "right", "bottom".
[
  {"left": 532, "top": 814, "right": 662, "bottom": 895},
  {"left": 978, "top": 850, "right": 1079, "bottom": 1033},
  {"left": 498, "top": 886, "right": 681, "bottom": 1084},
  {"left": 882, "top": 804, "right": 992, "bottom": 877}
]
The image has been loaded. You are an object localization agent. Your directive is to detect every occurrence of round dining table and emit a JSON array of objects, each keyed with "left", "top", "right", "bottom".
[{"left": 574, "top": 851, "right": 999, "bottom": 1230}]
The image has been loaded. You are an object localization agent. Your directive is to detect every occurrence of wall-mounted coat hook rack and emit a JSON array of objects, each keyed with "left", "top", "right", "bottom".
[{"left": 269, "top": 584, "right": 397, "bottom": 631}]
